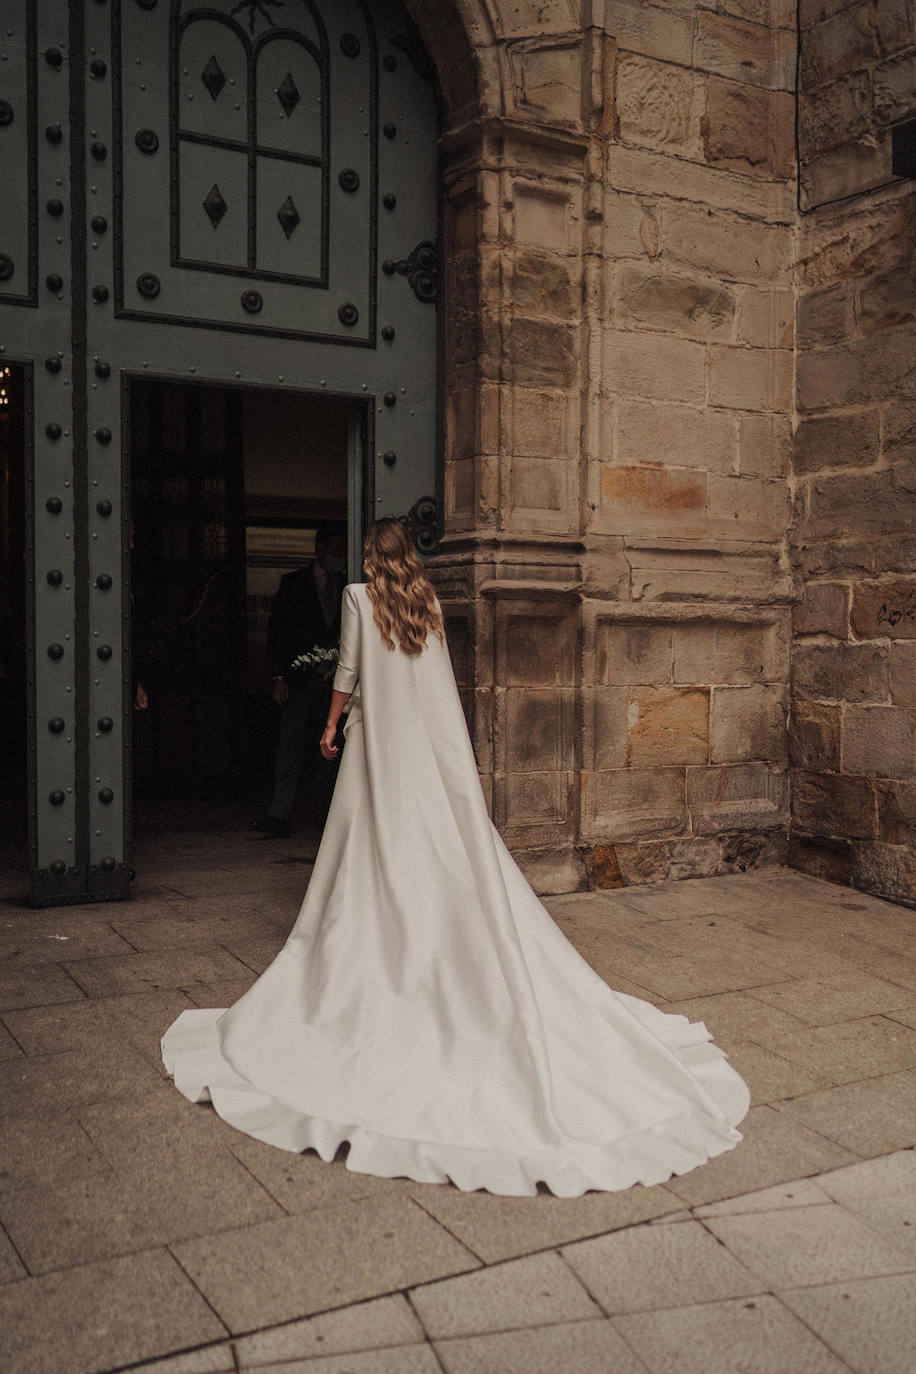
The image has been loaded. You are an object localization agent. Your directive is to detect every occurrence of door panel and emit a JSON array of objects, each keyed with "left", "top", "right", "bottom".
[{"left": 6, "top": 0, "right": 441, "bottom": 905}]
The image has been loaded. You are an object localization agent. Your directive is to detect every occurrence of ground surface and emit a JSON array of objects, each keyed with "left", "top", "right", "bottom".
[{"left": 1, "top": 824, "right": 916, "bottom": 1374}]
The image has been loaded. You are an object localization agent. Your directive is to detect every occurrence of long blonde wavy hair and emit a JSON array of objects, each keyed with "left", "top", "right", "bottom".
[{"left": 362, "top": 518, "right": 445, "bottom": 657}]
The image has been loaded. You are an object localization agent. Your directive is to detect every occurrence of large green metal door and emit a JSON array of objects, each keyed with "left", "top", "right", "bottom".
[{"left": 1, "top": 0, "right": 441, "bottom": 906}]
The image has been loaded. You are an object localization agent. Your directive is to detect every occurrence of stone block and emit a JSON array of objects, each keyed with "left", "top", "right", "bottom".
[
  {"left": 674, "top": 620, "right": 783, "bottom": 686},
  {"left": 737, "top": 288, "right": 794, "bottom": 348},
  {"left": 616, "top": 265, "right": 736, "bottom": 340},
  {"left": 890, "top": 642, "right": 916, "bottom": 706},
  {"left": 617, "top": 400, "right": 736, "bottom": 473},
  {"left": 876, "top": 533, "right": 916, "bottom": 577},
  {"left": 792, "top": 642, "right": 889, "bottom": 703},
  {"left": 798, "top": 71, "right": 871, "bottom": 155},
  {"left": 738, "top": 413, "right": 791, "bottom": 478},
  {"left": 885, "top": 401, "right": 916, "bottom": 466},
  {"left": 511, "top": 41, "right": 583, "bottom": 124},
  {"left": 628, "top": 687, "right": 710, "bottom": 766},
  {"left": 507, "top": 316, "right": 577, "bottom": 387},
  {"left": 805, "top": 469, "right": 916, "bottom": 540},
  {"left": 589, "top": 687, "right": 629, "bottom": 769},
  {"left": 508, "top": 457, "right": 572, "bottom": 527},
  {"left": 514, "top": 845, "right": 588, "bottom": 895},
  {"left": 510, "top": 388, "right": 569, "bottom": 457},
  {"left": 793, "top": 411, "right": 880, "bottom": 473},
  {"left": 598, "top": 621, "right": 673, "bottom": 686},
  {"left": 793, "top": 583, "right": 849, "bottom": 637},
  {"left": 706, "top": 473, "right": 789, "bottom": 540},
  {"left": 877, "top": 778, "right": 916, "bottom": 844},
  {"left": 604, "top": 191, "right": 658, "bottom": 260},
  {"left": 505, "top": 690, "right": 570, "bottom": 773},
  {"left": 663, "top": 203, "right": 792, "bottom": 284},
  {"left": 792, "top": 769, "right": 877, "bottom": 839},
  {"left": 599, "top": 466, "right": 707, "bottom": 537},
  {"left": 499, "top": 608, "right": 575, "bottom": 686},
  {"left": 843, "top": 706, "right": 916, "bottom": 778},
  {"left": 695, "top": 10, "right": 795, "bottom": 89},
  {"left": 603, "top": 1, "right": 695, "bottom": 65},
  {"left": 709, "top": 345, "right": 793, "bottom": 412},
  {"left": 727, "top": 0, "right": 796, "bottom": 24},
  {"left": 582, "top": 767, "right": 687, "bottom": 841},
  {"left": 687, "top": 763, "right": 787, "bottom": 833},
  {"left": 857, "top": 267, "right": 916, "bottom": 337},
  {"left": 603, "top": 331, "right": 707, "bottom": 404},
  {"left": 800, "top": 3, "right": 877, "bottom": 90},
  {"left": 852, "top": 839, "right": 916, "bottom": 906},
  {"left": 513, "top": 187, "right": 574, "bottom": 254},
  {"left": 504, "top": 770, "right": 567, "bottom": 825},
  {"left": 607, "top": 144, "right": 795, "bottom": 224},
  {"left": 788, "top": 832, "right": 855, "bottom": 884},
  {"left": 796, "top": 283, "right": 856, "bottom": 349},
  {"left": 616, "top": 53, "right": 702, "bottom": 156},
  {"left": 795, "top": 199, "right": 909, "bottom": 290},
  {"left": 703, "top": 80, "right": 795, "bottom": 179},
  {"left": 789, "top": 701, "right": 842, "bottom": 771},
  {"left": 800, "top": 139, "right": 893, "bottom": 212},
  {"left": 710, "top": 684, "right": 787, "bottom": 762},
  {"left": 875, "top": 52, "right": 916, "bottom": 123},
  {"left": 497, "top": 0, "right": 580, "bottom": 40},
  {"left": 851, "top": 579, "right": 916, "bottom": 641},
  {"left": 792, "top": 537, "right": 875, "bottom": 583},
  {"left": 511, "top": 253, "right": 577, "bottom": 320}
]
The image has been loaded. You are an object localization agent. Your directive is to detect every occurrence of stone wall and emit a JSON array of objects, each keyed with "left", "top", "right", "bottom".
[
  {"left": 791, "top": 5, "right": 916, "bottom": 907},
  {"left": 422, "top": 0, "right": 800, "bottom": 891}
]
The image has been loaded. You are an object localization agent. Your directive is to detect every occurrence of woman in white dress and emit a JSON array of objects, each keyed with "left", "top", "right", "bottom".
[{"left": 162, "top": 519, "right": 750, "bottom": 1197}]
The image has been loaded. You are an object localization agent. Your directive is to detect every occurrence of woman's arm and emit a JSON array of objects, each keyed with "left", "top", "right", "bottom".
[
  {"left": 320, "top": 689, "right": 351, "bottom": 759},
  {"left": 321, "top": 585, "right": 360, "bottom": 759}
]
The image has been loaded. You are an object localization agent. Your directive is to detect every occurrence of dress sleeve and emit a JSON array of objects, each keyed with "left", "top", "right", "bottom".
[{"left": 332, "top": 584, "right": 360, "bottom": 695}]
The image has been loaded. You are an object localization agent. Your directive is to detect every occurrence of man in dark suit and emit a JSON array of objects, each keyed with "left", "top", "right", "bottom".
[{"left": 252, "top": 522, "right": 348, "bottom": 837}]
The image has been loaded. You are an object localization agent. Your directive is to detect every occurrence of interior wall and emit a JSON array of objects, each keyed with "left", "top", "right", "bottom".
[{"left": 790, "top": 3, "right": 916, "bottom": 906}]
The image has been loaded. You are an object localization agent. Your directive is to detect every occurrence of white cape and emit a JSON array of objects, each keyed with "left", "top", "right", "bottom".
[{"left": 162, "top": 583, "right": 750, "bottom": 1197}]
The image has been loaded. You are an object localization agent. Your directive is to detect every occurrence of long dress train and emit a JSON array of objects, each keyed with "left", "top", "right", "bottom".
[{"left": 161, "top": 583, "right": 750, "bottom": 1198}]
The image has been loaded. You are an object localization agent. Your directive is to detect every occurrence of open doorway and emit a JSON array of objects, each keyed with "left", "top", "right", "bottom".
[
  {"left": 128, "top": 377, "right": 359, "bottom": 842},
  {"left": 0, "top": 362, "right": 28, "bottom": 877}
]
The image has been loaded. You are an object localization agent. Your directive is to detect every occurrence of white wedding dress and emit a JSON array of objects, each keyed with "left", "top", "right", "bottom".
[{"left": 161, "top": 583, "right": 750, "bottom": 1197}]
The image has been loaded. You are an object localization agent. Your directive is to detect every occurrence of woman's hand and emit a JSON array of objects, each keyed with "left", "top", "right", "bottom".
[{"left": 320, "top": 722, "right": 339, "bottom": 759}]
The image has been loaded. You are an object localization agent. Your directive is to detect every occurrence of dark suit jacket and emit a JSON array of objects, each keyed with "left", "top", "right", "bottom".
[{"left": 266, "top": 562, "right": 342, "bottom": 684}]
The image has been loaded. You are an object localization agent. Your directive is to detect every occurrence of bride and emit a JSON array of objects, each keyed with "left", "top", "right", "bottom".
[{"left": 162, "top": 518, "right": 750, "bottom": 1197}]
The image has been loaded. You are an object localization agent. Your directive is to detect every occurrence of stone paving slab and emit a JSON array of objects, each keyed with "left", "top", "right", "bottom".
[
  {"left": 778, "top": 1273, "right": 916, "bottom": 1374},
  {"left": 613, "top": 1293, "right": 850, "bottom": 1374},
  {"left": 434, "top": 1319, "right": 649, "bottom": 1374},
  {"left": 719, "top": 1040, "right": 833, "bottom": 1104},
  {"left": 231, "top": 1294, "right": 423, "bottom": 1367},
  {"left": 2, "top": 988, "right": 193, "bottom": 1061},
  {"left": 0, "top": 1041, "right": 167, "bottom": 1116},
  {"left": 777, "top": 1070, "right": 916, "bottom": 1157},
  {"left": 0, "top": 1106, "right": 112, "bottom": 1194},
  {"left": 407, "top": 1252, "right": 601, "bottom": 1339},
  {"left": 561, "top": 1218, "right": 764, "bottom": 1314},
  {"left": 0, "top": 1152, "right": 283, "bottom": 1274},
  {"left": 171, "top": 1195, "right": 481, "bottom": 1333},
  {"left": 0, "top": 1248, "right": 227, "bottom": 1374},
  {"left": 0, "top": 963, "right": 85, "bottom": 1012},
  {"left": 407, "top": 1175, "right": 685, "bottom": 1264},
  {"left": 0, "top": 1022, "right": 21, "bottom": 1061},
  {"left": 108, "top": 909, "right": 292, "bottom": 954},
  {"left": 0, "top": 911, "right": 135, "bottom": 966},
  {"left": 764, "top": 1014, "right": 916, "bottom": 1084},
  {"left": 62, "top": 947, "right": 256, "bottom": 998},
  {"left": 664, "top": 1105, "right": 858, "bottom": 1207}
]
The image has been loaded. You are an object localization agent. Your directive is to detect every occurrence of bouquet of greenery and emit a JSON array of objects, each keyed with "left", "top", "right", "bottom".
[{"left": 290, "top": 645, "right": 339, "bottom": 680}]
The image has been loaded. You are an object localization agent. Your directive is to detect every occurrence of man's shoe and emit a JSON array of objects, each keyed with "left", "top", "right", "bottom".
[{"left": 251, "top": 815, "right": 292, "bottom": 838}]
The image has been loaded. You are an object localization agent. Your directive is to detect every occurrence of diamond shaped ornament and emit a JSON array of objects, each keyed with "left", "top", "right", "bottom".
[
  {"left": 201, "top": 55, "right": 226, "bottom": 101},
  {"left": 276, "top": 195, "right": 300, "bottom": 239},
  {"left": 203, "top": 184, "right": 228, "bottom": 228},
  {"left": 277, "top": 73, "right": 300, "bottom": 117}
]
